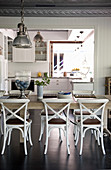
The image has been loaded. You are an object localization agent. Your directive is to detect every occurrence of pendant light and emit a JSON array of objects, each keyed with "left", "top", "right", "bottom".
[
  {"left": 12, "top": 0, "right": 32, "bottom": 48},
  {"left": 33, "top": 31, "right": 43, "bottom": 43}
]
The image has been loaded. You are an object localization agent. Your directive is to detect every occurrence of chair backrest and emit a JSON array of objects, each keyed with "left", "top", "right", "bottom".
[
  {"left": 78, "top": 98, "right": 109, "bottom": 125},
  {"left": 42, "top": 98, "right": 72, "bottom": 124},
  {"left": 0, "top": 99, "right": 30, "bottom": 125}
]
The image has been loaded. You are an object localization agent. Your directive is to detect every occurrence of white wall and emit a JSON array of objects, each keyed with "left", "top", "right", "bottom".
[
  {"left": 0, "top": 17, "right": 111, "bottom": 94},
  {"left": 8, "top": 62, "right": 49, "bottom": 77}
]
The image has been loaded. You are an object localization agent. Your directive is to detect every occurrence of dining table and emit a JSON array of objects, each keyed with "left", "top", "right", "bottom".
[{"left": 1, "top": 94, "right": 111, "bottom": 142}]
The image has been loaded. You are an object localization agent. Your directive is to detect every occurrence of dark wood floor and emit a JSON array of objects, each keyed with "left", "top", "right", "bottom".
[{"left": 0, "top": 109, "right": 111, "bottom": 170}]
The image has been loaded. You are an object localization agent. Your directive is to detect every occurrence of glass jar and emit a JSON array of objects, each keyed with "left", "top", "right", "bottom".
[{"left": 15, "top": 71, "right": 31, "bottom": 98}]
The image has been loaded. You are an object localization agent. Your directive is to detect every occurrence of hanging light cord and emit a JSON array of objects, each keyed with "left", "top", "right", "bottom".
[{"left": 21, "top": 0, "right": 24, "bottom": 24}]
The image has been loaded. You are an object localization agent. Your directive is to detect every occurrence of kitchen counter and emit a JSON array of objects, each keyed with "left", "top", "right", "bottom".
[{"left": 8, "top": 76, "right": 83, "bottom": 80}]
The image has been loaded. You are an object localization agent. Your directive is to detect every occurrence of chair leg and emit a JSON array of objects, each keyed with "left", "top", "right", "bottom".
[
  {"left": 59, "top": 128, "right": 62, "bottom": 142},
  {"left": 79, "top": 129, "right": 83, "bottom": 155},
  {"left": 73, "top": 114, "right": 76, "bottom": 135},
  {"left": 24, "top": 132, "right": 27, "bottom": 155},
  {"left": 66, "top": 127, "right": 70, "bottom": 155},
  {"left": 1, "top": 131, "right": 8, "bottom": 155},
  {"left": 1, "top": 115, "right": 4, "bottom": 135},
  {"left": 100, "top": 131, "right": 106, "bottom": 155},
  {"left": 74, "top": 125, "right": 78, "bottom": 141},
  {"left": 44, "top": 128, "right": 48, "bottom": 154},
  {"left": 75, "top": 127, "right": 79, "bottom": 146},
  {"left": 39, "top": 118, "right": 45, "bottom": 141},
  {"left": 94, "top": 130, "right": 97, "bottom": 140},
  {"left": 28, "top": 124, "right": 33, "bottom": 146},
  {"left": 74, "top": 116, "right": 78, "bottom": 141},
  {"left": 7, "top": 129, "right": 12, "bottom": 146},
  {"left": 91, "top": 129, "right": 94, "bottom": 134},
  {"left": 97, "top": 130, "right": 100, "bottom": 146}
]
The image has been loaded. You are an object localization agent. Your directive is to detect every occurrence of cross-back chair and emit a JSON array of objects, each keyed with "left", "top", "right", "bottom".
[
  {"left": 39, "top": 109, "right": 58, "bottom": 141},
  {"left": 73, "top": 88, "right": 95, "bottom": 139},
  {"left": 0, "top": 90, "right": 6, "bottom": 135},
  {"left": 75, "top": 98, "right": 109, "bottom": 155},
  {"left": 0, "top": 98, "right": 33, "bottom": 155},
  {"left": 42, "top": 98, "right": 71, "bottom": 155}
]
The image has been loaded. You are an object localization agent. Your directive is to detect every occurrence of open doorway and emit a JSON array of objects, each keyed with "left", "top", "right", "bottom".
[{"left": 50, "top": 29, "right": 94, "bottom": 82}]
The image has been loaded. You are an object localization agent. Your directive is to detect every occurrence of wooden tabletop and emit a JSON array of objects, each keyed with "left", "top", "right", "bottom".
[
  {"left": 0, "top": 94, "right": 111, "bottom": 110},
  {"left": 28, "top": 95, "right": 111, "bottom": 110}
]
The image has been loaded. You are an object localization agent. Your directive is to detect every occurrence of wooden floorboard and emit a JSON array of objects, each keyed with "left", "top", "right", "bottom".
[{"left": 0, "top": 109, "right": 111, "bottom": 170}]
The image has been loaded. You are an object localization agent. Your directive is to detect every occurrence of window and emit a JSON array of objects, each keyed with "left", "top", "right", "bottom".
[
  {"left": 54, "top": 53, "right": 57, "bottom": 70},
  {"left": 53, "top": 52, "right": 64, "bottom": 77},
  {"left": 59, "top": 53, "right": 64, "bottom": 70}
]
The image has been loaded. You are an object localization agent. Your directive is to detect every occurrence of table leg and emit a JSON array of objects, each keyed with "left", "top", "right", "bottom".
[
  {"left": 103, "top": 107, "right": 111, "bottom": 139},
  {"left": 20, "top": 109, "right": 24, "bottom": 143},
  {"left": 103, "top": 107, "right": 107, "bottom": 129}
]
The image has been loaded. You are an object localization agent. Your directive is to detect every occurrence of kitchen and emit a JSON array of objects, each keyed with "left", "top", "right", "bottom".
[
  {"left": 0, "top": 0, "right": 111, "bottom": 170},
  {"left": 0, "top": 28, "right": 94, "bottom": 95},
  {"left": 0, "top": 13, "right": 111, "bottom": 95}
]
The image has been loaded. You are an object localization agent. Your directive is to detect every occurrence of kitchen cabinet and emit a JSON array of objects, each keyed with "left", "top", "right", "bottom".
[
  {"left": 43, "top": 78, "right": 72, "bottom": 95},
  {"left": 35, "top": 41, "right": 47, "bottom": 61},
  {"left": 71, "top": 82, "right": 94, "bottom": 94},
  {"left": 8, "top": 77, "right": 72, "bottom": 95},
  {"left": 0, "top": 32, "right": 7, "bottom": 58},
  {"left": 0, "top": 32, "right": 3, "bottom": 55},
  {"left": 8, "top": 37, "right": 13, "bottom": 61},
  {"left": 0, "top": 56, "right": 8, "bottom": 93},
  {"left": 4, "top": 35, "right": 8, "bottom": 60},
  {"left": 13, "top": 42, "right": 35, "bottom": 62}
]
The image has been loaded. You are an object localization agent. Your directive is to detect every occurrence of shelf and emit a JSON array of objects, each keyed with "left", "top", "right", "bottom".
[
  {"left": 35, "top": 46, "right": 46, "bottom": 50},
  {"left": 35, "top": 53, "right": 46, "bottom": 56},
  {"left": 35, "top": 41, "right": 47, "bottom": 61},
  {"left": 35, "top": 58, "right": 47, "bottom": 61}
]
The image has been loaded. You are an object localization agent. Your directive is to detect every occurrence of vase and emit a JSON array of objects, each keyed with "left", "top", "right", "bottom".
[
  {"left": 15, "top": 71, "right": 31, "bottom": 99},
  {"left": 37, "top": 85, "right": 43, "bottom": 100}
]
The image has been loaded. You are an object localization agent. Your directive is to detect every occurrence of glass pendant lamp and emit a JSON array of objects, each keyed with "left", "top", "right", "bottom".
[{"left": 33, "top": 31, "right": 43, "bottom": 43}]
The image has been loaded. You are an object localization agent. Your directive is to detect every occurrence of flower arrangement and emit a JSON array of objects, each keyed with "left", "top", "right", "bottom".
[{"left": 35, "top": 76, "right": 50, "bottom": 86}]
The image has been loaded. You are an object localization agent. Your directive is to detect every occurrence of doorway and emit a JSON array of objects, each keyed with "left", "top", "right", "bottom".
[{"left": 50, "top": 29, "right": 94, "bottom": 82}]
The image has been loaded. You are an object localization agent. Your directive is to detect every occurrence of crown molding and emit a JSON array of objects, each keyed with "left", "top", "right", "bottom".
[{"left": 0, "top": 7, "right": 111, "bottom": 17}]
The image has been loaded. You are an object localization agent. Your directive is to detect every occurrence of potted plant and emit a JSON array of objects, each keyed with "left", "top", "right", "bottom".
[{"left": 35, "top": 76, "right": 50, "bottom": 99}]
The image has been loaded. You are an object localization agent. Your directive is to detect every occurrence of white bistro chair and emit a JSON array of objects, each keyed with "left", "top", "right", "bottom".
[
  {"left": 42, "top": 98, "right": 71, "bottom": 155},
  {"left": 39, "top": 110, "right": 66, "bottom": 143},
  {"left": 75, "top": 98, "right": 109, "bottom": 155},
  {"left": 0, "top": 90, "right": 6, "bottom": 135},
  {"left": 73, "top": 84, "right": 95, "bottom": 138},
  {"left": 39, "top": 109, "right": 55, "bottom": 141},
  {"left": 0, "top": 98, "right": 33, "bottom": 155}
]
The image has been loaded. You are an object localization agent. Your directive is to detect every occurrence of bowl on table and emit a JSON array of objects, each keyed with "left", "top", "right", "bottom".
[{"left": 58, "top": 91, "right": 72, "bottom": 99}]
